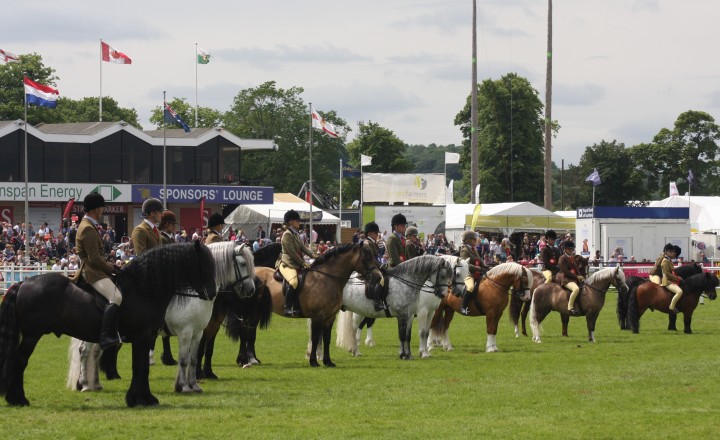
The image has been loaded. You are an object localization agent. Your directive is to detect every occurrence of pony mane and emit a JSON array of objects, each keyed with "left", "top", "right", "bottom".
[
  {"left": 207, "top": 242, "right": 255, "bottom": 287},
  {"left": 311, "top": 243, "right": 357, "bottom": 267},
  {"left": 253, "top": 242, "right": 282, "bottom": 268},
  {"left": 389, "top": 255, "right": 446, "bottom": 277},
  {"left": 486, "top": 262, "right": 523, "bottom": 278},
  {"left": 587, "top": 267, "right": 623, "bottom": 285}
]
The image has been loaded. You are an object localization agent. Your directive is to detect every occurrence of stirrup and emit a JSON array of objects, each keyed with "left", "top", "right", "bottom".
[
  {"left": 284, "top": 306, "right": 299, "bottom": 317},
  {"left": 568, "top": 307, "right": 580, "bottom": 316},
  {"left": 460, "top": 306, "right": 470, "bottom": 316}
]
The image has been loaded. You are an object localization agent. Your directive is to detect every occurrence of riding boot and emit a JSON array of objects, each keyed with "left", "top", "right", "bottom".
[
  {"left": 372, "top": 283, "right": 387, "bottom": 312},
  {"left": 284, "top": 284, "right": 299, "bottom": 317},
  {"left": 99, "top": 303, "right": 122, "bottom": 350},
  {"left": 460, "top": 287, "right": 473, "bottom": 316}
]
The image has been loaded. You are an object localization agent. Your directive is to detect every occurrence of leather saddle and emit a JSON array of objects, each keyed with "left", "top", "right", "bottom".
[{"left": 274, "top": 268, "right": 307, "bottom": 294}]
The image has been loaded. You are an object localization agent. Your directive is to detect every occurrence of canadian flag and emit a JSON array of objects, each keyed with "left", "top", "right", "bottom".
[{"left": 101, "top": 41, "right": 132, "bottom": 64}]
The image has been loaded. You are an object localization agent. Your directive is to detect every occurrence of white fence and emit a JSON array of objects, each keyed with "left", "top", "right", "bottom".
[{"left": 0, "top": 266, "right": 75, "bottom": 294}]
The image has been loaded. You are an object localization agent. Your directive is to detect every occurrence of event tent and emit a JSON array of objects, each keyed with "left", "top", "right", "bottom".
[{"left": 649, "top": 195, "right": 720, "bottom": 233}]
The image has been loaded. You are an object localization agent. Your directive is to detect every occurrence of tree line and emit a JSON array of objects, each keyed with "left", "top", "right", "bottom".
[{"left": 2, "top": 55, "right": 718, "bottom": 209}]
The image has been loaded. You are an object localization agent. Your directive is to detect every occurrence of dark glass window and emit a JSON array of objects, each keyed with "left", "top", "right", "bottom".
[
  {"left": 0, "top": 132, "right": 21, "bottom": 182},
  {"left": 168, "top": 146, "right": 196, "bottom": 184},
  {"left": 44, "top": 143, "right": 88, "bottom": 183},
  {"left": 27, "top": 136, "right": 44, "bottom": 182},
  {"left": 122, "top": 135, "right": 152, "bottom": 184},
  {"left": 196, "top": 140, "right": 218, "bottom": 184},
  {"left": 220, "top": 143, "right": 239, "bottom": 184},
  {"left": 90, "top": 133, "right": 122, "bottom": 183}
]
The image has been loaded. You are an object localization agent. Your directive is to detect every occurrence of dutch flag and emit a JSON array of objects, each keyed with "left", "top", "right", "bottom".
[{"left": 24, "top": 77, "right": 59, "bottom": 108}]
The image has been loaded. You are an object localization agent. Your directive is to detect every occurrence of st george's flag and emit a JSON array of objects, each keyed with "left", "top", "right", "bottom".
[
  {"left": 0, "top": 49, "right": 19, "bottom": 63},
  {"left": 101, "top": 41, "right": 132, "bottom": 64},
  {"left": 24, "top": 77, "right": 59, "bottom": 108},
  {"left": 311, "top": 106, "right": 339, "bottom": 138}
]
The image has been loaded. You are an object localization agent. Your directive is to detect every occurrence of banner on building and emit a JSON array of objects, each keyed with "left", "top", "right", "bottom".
[{"left": 362, "top": 173, "right": 445, "bottom": 204}]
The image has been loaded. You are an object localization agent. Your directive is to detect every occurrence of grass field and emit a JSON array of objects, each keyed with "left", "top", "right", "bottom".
[{"left": 3, "top": 290, "right": 720, "bottom": 439}]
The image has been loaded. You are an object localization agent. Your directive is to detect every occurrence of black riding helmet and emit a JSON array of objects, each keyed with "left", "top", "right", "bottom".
[
  {"left": 142, "top": 197, "right": 163, "bottom": 217},
  {"left": 391, "top": 213, "right": 407, "bottom": 227},
  {"left": 364, "top": 221, "right": 380, "bottom": 235},
  {"left": 663, "top": 243, "right": 675, "bottom": 253},
  {"left": 284, "top": 209, "right": 301, "bottom": 224},
  {"left": 545, "top": 229, "right": 557, "bottom": 241},
  {"left": 83, "top": 192, "right": 106, "bottom": 212},
  {"left": 674, "top": 245, "right": 682, "bottom": 257}
]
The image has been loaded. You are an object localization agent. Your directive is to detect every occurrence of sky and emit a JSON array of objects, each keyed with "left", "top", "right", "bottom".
[{"left": 4, "top": 0, "right": 719, "bottom": 165}]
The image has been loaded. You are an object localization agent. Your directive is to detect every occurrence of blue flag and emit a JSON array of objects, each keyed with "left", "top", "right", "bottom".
[
  {"left": 341, "top": 160, "right": 360, "bottom": 178},
  {"left": 163, "top": 102, "right": 191, "bottom": 133},
  {"left": 585, "top": 168, "right": 601, "bottom": 187}
]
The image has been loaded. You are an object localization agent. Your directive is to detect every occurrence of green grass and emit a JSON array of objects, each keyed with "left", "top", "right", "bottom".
[{"left": 3, "top": 291, "right": 720, "bottom": 439}]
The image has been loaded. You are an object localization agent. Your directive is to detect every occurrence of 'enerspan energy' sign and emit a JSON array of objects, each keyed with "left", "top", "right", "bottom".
[{"left": 0, "top": 183, "right": 131, "bottom": 202}]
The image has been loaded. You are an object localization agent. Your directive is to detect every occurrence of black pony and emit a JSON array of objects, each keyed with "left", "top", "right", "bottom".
[
  {"left": 0, "top": 241, "right": 216, "bottom": 407},
  {"left": 617, "top": 263, "right": 702, "bottom": 330},
  {"left": 196, "top": 242, "right": 279, "bottom": 377}
]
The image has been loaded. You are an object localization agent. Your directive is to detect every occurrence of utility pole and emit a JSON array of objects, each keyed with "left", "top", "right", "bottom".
[{"left": 543, "top": 0, "right": 553, "bottom": 210}]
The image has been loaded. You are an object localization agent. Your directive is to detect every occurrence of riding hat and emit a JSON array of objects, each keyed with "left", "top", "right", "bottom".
[
  {"left": 563, "top": 240, "right": 575, "bottom": 249},
  {"left": 364, "top": 221, "right": 380, "bottom": 235},
  {"left": 462, "top": 230, "right": 477, "bottom": 243},
  {"left": 160, "top": 210, "right": 177, "bottom": 228},
  {"left": 406, "top": 226, "right": 419, "bottom": 237},
  {"left": 142, "top": 198, "right": 164, "bottom": 217},
  {"left": 391, "top": 213, "right": 407, "bottom": 226},
  {"left": 83, "top": 192, "right": 106, "bottom": 212},
  {"left": 545, "top": 229, "right": 557, "bottom": 240},
  {"left": 284, "top": 209, "right": 301, "bottom": 224},
  {"left": 663, "top": 243, "right": 675, "bottom": 252},
  {"left": 208, "top": 212, "right": 224, "bottom": 229},
  {"left": 674, "top": 245, "right": 682, "bottom": 257}
]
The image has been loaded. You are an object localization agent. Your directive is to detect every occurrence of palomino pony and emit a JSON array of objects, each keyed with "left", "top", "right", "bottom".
[
  {"left": 627, "top": 271, "right": 718, "bottom": 334},
  {"left": 68, "top": 242, "right": 255, "bottom": 394},
  {"left": 336, "top": 255, "right": 468, "bottom": 359},
  {"left": 429, "top": 262, "right": 534, "bottom": 353},
  {"left": 616, "top": 263, "right": 702, "bottom": 331},
  {"left": 529, "top": 266, "right": 628, "bottom": 343},
  {"left": 0, "top": 241, "right": 216, "bottom": 407},
  {"left": 254, "top": 243, "right": 381, "bottom": 367},
  {"left": 334, "top": 255, "right": 451, "bottom": 359}
]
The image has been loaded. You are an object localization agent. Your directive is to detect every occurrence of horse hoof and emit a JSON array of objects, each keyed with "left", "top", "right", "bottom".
[
  {"left": 365, "top": 340, "right": 375, "bottom": 347},
  {"left": 421, "top": 353, "right": 431, "bottom": 359},
  {"left": 192, "top": 385, "right": 203, "bottom": 393},
  {"left": 324, "top": 361, "right": 337, "bottom": 368},
  {"left": 161, "top": 355, "right": 178, "bottom": 366},
  {"left": 242, "top": 363, "right": 253, "bottom": 369},
  {"left": 444, "top": 345, "right": 454, "bottom": 352},
  {"left": 203, "top": 371, "right": 218, "bottom": 380},
  {"left": 181, "top": 386, "right": 193, "bottom": 394},
  {"left": 7, "top": 395, "right": 30, "bottom": 406},
  {"left": 309, "top": 360, "right": 320, "bottom": 367}
]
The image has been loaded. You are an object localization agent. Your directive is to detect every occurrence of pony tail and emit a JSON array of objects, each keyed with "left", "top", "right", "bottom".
[
  {"left": 0, "top": 283, "right": 21, "bottom": 396},
  {"left": 616, "top": 284, "right": 629, "bottom": 330},
  {"left": 627, "top": 284, "right": 640, "bottom": 333}
]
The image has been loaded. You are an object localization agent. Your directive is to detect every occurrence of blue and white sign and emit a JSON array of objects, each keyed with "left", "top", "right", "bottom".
[{"left": 132, "top": 185, "right": 273, "bottom": 204}]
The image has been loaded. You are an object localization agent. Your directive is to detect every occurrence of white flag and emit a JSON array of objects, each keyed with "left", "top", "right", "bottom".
[
  {"left": 669, "top": 182, "right": 679, "bottom": 197},
  {"left": 474, "top": 184, "right": 480, "bottom": 202},
  {"left": 446, "top": 180, "right": 454, "bottom": 204},
  {"left": 310, "top": 105, "right": 338, "bottom": 138},
  {"left": 445, "top": 152, "right": 460, "bottom": 164},
  {"left": 361, "top": 154, "right": 372, "bottom": 166}
]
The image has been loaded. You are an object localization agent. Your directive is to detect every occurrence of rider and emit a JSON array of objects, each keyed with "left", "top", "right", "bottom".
[
  {"left": 649, "top": 243, "right": 683, "bottom": 313},
  {"left": 159, "top": 210, "right": 177, "bottom": 245},
  {"left": 404, "top": 226, "right": 424, "bottom": 259},
  {"left": 559, "top": 240, "right": 584, "bottom": 315},
  {"left": 132, "top": 197, "right": 163, "bottom": 256},
  {"left": 277, "top": 209, "right": 316, "bottom": 317},
  {"left": 72, "top": 192, "right": 123, "bottom": 350},
  {"left": 459, "top": 230, "right": 488, "bottom": 316},
  {"left": 386, "top": 213, "right": 407, "bottom": 269},
  {"left": 539, "top": 229, "right": 561, "bottom": 283},
  {"left": 363, "top": 221, "right": 386, "bottom": 311},
  {"left": 205, "top": 212, "right": 225, "bottom": 244}
]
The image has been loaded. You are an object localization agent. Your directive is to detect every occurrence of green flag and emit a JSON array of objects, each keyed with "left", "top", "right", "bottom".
[{"left": 197, "top": 46, "right": 210, "bottom": 64}]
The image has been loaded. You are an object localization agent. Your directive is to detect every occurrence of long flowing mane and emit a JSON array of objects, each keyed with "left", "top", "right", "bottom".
[
  {"left": 485, "top": 262, "right": 524, "bottom": 278},
  {"left": 310, "top": 243, "right": 358, "bottom": 267},
  {"left": 253, "top": 242, "right": 281, "bottom": 268},
  {"left": 117, "top": 242, "right": 214, "bottom": 305},
  {"left": 207, "top": 242, "right": 255, "bottom": 287},
  {"left": 389, "top": 255, "right": 446, "bottom": 278},
  {"left": 587, "top": 267, "right": 622, "bottom": 285}
]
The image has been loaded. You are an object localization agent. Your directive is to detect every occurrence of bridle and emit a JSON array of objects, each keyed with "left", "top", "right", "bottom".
[{"left": 229, "top": 244, "right": 254, "bottom": 299}]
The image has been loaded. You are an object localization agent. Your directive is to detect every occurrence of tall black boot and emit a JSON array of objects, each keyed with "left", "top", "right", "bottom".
[
  {"left": 372, "top": 283, "right": 386, "bottom": 312},
  {"left": 284, "top": 284, "right": 299, "bottom": 317},
  {"left": 460, "top": 287, "right": 473, "bottom": 316},
  {"left": 99, "top": 303, "right": 122, "bottom": 350}
]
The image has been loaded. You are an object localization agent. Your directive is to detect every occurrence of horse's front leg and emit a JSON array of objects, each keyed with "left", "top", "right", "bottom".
[
  {"left": 397, "top": 315, "right": 412, "bottom": 360},
  {"left": 246, "top": 330, "right": 261, "bottom": 366},
  {"left": 201, "top": 334, "right": 219, "bottom": 380},
  {"left": 309, "top": 319, "right": 322, "bottom": 367},
  {"left": 668, "top": 313, "right": 678, "bottom": 331},
  {"left": 89, "top": 343, "right": 103, "bottom": 391},
  {"left": 417, "top": 309, "right": 432, "bottom": 359},
  {"left": 443, "top": 307, "right": 456, "bottom": 351},
  {"left": 161, "top": 335, "right": 177, "bottom": 366},
  {"left": 364, "top": 318, "right": 376, "bottom": 347},
  {"left": 5, "top": 334, "right": 40, "bottom": 406},
  {"left": 485, "top": 312, "right": 500, "bottom": 353},
  {"left": 126, "top": 336, "right": 158, "bottom": 407},
  {"left": 188, "top": 332, "right": 204, "bottom": 392},
  {"left": 683, "top": 311, "right": 693, "bottom": 334},
  {"left": 520, "top": 302, "right": 530, "bottom": 336},
  {"left": 561, "top": 314, "right": 570, "bottom": 337},
  {"left": 586, "top": 313, "right": 599, "bottom": 342},
  {"left": 322, "top": 320, "right": 336, "bottom": 367},
  {"left": 174, "top": 331, "right": 191, "bottom": 393}
]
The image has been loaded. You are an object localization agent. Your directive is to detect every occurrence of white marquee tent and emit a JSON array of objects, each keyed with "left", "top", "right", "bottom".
[{"left": 649, "top": 195, "right": 720, "bottom": 233}]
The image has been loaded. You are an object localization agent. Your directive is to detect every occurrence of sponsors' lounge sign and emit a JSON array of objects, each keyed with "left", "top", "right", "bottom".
[
  {"left": 362, "top": 173, "right": 446, "bottom": 204},
  {"left": 0, "top": 183, "right": 131, "bottom": 202},
  {"left": 132, "top": 185, "right": 273, "bottom": 204}
]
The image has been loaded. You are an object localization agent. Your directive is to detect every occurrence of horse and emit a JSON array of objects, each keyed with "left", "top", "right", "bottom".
[
  {"left": 428, "top": 262, "right": 534, "bottom": 353},
  {"left": 196, "top": 242, "right": 280, "bottom": 378},
  {"left": 616, "top": 263, "right": 703, "bottom": 331},
  {"left": 627, "top": 271, "right": 718, "bottom": 334},
  {"left": 336, "top": 255, "right": 467, "bottom": 359},
  {"left": 0, "top": 241, "right": 216, "bottom": 407},
  {"left": 68, "top": 242, "right": 255, "bottom": 394},
  {"left": 334, "top": 255, "right": 452, "bottom": 359},
  {"left": 529, "top": 266, "right": 628, "bottom": 344},
  {"left": 254, "top": 243, "right": 381, "bottom": 367}
]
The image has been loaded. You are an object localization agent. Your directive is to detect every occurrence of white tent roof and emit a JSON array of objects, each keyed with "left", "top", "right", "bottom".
[
  {"left": 554, "top": 210, "right": 576, "bottom": 218},
  {"left": 445, "top": 204, "right": 477, "bottom": 229},
  {"left": 445, "top": 202, "right": 562, "bottom": 229},
  {"left": 224, "top": 197, "right": 340, "bottom": 230},
  {"left": 649, "top": 195, "right": 720, "bottom": 233}
]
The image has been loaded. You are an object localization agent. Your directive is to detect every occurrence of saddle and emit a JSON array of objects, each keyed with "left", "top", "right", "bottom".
[
  {"left": 364, "top": 273, "right": 388, "bottom": 301},
  {"left": 274, "top": 268, "right": 307, "bottom": 295}
]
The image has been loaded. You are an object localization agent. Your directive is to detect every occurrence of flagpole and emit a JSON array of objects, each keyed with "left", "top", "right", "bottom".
[
  {"left": 360, "top": 163, "right": 364, "bottom": 225},
  {"left": 444, "top": 157, "right": 448, "bottom": 206},
  {"left": 24, "top": 82, "right": 30, "bottom": 263},
  {"left": 308, "top": 103, "right": 313, "bottom": 251},
  {"left": 338, "top": 159, "right": 343, "bottom": 244},
  {"left": 99, "top": 38, "right": 103, "bottom": 122},
  {"left": 195, "top": 42, "right": 198, "bottom": 128},
  {"left": 163, "top": 90, "right": 167, "bottom": 210}
]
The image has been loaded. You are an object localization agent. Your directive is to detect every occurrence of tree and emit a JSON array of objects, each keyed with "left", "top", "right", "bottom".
[
  {"left": 0, "top": 53, "right": 59, "bottom": 125},
  {"left": 343, "top": 122, "right": 413, "bottom": 204},
  {"left": 149, "top": 97, "right": 223, "bottom": 129},
  {"left": 55, "top": 96, "right": 140, "bottom": 128},
  {"left": 575, "top": 140, "right": 643, "bottom": 206},
  {"left": 455, "top": 73, "right": 545, "bottom": 204},
  {"left": 223, "top": 81, "right": 349, "bottom": 194}
]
